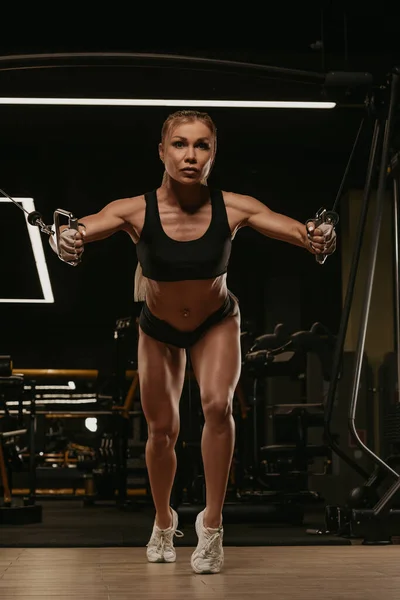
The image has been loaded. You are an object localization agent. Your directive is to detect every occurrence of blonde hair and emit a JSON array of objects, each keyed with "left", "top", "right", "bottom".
[
  {"left": 134, "top": 110, "right": 217, "bottom": 302},
  {"left": 134, "top": 262, "right": 147, "bottom": 302}
]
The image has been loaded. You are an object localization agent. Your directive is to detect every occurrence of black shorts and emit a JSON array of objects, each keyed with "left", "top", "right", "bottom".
[{"left": 139, "top": 292, "right": 238, "bottom": 349}]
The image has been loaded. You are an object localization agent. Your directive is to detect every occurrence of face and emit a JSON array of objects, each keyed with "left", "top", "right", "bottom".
[{"left": 159, "top": 120, "right": 215, "bottom": 184}]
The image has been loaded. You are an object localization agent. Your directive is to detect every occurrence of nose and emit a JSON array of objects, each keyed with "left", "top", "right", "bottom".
[{"left": 184, "top": 145, "right": 197, "bottom": 163}]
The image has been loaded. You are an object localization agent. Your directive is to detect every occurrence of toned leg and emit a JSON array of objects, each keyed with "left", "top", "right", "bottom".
[
  {"left": 138, "top": 327, "right": 186, "bottom": 529},
  {"left": 189, "top": 307, "right": 241, "bottom": 529}
]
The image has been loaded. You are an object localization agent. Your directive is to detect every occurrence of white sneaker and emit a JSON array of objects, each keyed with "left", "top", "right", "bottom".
[
  {"left": 190, "top": 509, "right": 224, "bottom": 574},
  {"left": 146, "top": 507, "right": 184, "bottom": 563}
]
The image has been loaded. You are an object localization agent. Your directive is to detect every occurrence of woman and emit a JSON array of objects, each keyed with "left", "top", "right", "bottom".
[{"left": 51, "top": 109, "right": 336, "bottom": 574}]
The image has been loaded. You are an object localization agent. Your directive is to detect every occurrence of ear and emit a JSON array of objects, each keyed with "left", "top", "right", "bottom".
[{"left": 158, "top": 142, "right": 164, "bottom": 163}]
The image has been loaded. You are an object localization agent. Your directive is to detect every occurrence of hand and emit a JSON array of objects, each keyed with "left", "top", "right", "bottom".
[
  {"left": 51, "top": 226, "right": 86, "bottom": 263},
  {"left": 306, "top": 221, "right": 336, "bottom": 255}
]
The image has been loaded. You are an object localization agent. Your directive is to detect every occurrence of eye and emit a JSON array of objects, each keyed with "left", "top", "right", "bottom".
[
  {"left": 172, "top": 141, "right": 184, "bottom": 148},
  {"left": 197, "top": 142, "right": 210, "bottom": 150}
]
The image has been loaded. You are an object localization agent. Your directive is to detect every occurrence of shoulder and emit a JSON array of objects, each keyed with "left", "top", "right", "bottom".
[
  {"left": 221, "top": 190, "right": 255, "bottom": 205},
  {"left": 102, "top": 193, "right": 146, "bottom": 218},
  {"left": 216, "top": 190, "right": 269, "bottom": 233},
  {"left": 221, "top": 190, "right": 267, "bottom": 217},
  {"left": 96, "top": 194, "right": 149, "bottom": 238}
]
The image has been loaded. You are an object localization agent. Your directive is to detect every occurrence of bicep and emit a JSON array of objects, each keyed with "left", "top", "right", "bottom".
[
  {"left": 241, "top": 195, "right": 306, "bottom": 246},
  {"left": 247, "top": 208, "right": 298, "bottom": 237}
]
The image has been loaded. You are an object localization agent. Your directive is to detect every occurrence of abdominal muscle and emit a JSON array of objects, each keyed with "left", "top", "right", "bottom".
[{"left": 144, "top": 274, "right": 230, "bottom": 331}]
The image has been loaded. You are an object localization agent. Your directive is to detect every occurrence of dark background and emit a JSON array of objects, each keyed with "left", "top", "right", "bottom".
[{"left": 1, "top": 6, "right": 399, "bottom": 369}]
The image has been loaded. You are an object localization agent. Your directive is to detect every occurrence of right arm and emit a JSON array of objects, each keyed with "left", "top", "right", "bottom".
[
  {"left": 50, "top": 197, "right": 133, "bottom": 263},
  {"left": 73, "top": 199, "right": 129, "bottom": 242}
]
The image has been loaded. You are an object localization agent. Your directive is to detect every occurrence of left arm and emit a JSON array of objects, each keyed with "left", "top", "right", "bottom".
[{"left": 230, "top": 193, "right": 335, "bottom": 255}]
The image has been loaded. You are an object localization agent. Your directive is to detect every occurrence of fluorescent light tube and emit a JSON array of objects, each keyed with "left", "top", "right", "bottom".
[{"left": 0, "top": 98, "right": 336, "bottom": 109}]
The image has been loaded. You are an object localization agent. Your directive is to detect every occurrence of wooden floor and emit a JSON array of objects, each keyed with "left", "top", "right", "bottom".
[{"left": 1, "top": 545, "right": 400, "bottom": 599}]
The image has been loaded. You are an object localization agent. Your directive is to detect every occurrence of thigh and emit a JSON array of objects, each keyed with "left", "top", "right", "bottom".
[
  {"left": 189, "top": 310, "right": 241, "bottom": 404},
  {"left": 138, "top": 326, "right": 187, "bottom": 427}
]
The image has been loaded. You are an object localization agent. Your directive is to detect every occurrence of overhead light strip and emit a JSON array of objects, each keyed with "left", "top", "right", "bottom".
[{"left": 0, "top": 98, "right": 336, "bottom": 109}]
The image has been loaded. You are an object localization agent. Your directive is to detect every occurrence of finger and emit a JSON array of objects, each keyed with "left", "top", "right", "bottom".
[
  {"left": 307, "top": 221, "right": 315, "bottom": 235},
  {"left": 309, "top": 241, "right": 322, "bottom": 253},
  {"left": 60, "top": 242, "right": 76, "bottom": 253},
  {"left": 310, "top": 234, "right": 325, "bottom": 245},
  {"left": 306, "top": 221, "right": 315, "bottom": 234},
  {"left": 61, "top": 228, "right": 78, "bottom": 238},
  {"left": 59, "top": 229, "right": 81, "bottom": 250},
  {"left": 313, "top": 229, "right": 332, "bottom": 243},
  {"left": 313, "top": 235, "right": 335, "bottom": 251},
  {"left": 62, "top": 250, "right": 78, "bottom": 261},
  {"left": 60, "top": 236, "right": 76, "bottom": 248},
  {"left": 67, "top": 244, "right": 83, "bottom": 258},
  {"left": 320, "top": 237, "right": 336, "bottom": 254},
  {"left": 60, "top": 230, "right": 77, "bottom": 244}
]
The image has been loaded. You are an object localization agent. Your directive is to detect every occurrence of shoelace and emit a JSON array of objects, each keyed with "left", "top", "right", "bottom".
[
  {"left": 147, "top": 527, "right": 184, "bottom": 553},
  {"left": 200, "top": 530, "right": 222, "bottom": 558}
]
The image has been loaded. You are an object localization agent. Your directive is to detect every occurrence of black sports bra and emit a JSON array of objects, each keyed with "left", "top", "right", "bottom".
[{"left": 136, "top": 189, "right": 232, "bottom": 281}]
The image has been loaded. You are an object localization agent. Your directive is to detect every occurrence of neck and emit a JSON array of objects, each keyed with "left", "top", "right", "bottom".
[{"left": 161, "top": 177, "right": 208, "bottom": 210}]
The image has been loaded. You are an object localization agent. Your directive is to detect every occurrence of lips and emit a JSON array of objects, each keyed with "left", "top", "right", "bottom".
[{"left": 181, "top": 168, "right": 199, "bottom": 173}]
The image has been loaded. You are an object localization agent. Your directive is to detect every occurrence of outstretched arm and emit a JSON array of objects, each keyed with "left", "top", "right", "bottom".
[
  {"left": 74, "top": 200, "right": 129, "bottom": 242},
  {"left": 50, "top": 197, "right": 132, "bottom": 264},
  {"left": 234, "top": 194, "right": 335, "bottom": 255}
]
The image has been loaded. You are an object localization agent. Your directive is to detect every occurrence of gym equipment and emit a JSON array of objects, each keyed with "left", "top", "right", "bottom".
[
  {"left": 380, "top": 352, "right": 400, "bottom": 459},
  {"left": 306, "top": 207, "right": 339, "bottom": 265},
  {"left": 174, "top": 322, "right": 336, "bottom": 526},
  {"left": 87, "top": 315, "right": 147, "bottom": 509},
  {"left": 244, "top": 324, "right": 335, "bottom": 501},
  {"left": 304, "top": 74, "right": 368, "bottom": 267},
  {"left": 5, "top": 364, "right": 146, "bottom": 504},
  {"left": 0, "top": 187, "right": 53, "bottom": 236},
  {"left": 53, "top": 208, "right": 81, "bottom": 265},
  {"left": 0, "top": 356, "right": 42, "bottom": 525},
  {"left": 0, "top": 187, "right": 81, "bottom": 265},
  {"left": 313, "top": 68, "right": 400, "bottom": 544}
]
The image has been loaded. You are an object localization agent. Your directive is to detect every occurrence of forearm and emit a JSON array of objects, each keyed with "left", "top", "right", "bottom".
[
  {"left": 244, "top": 200, "right": 312, "bottom": 252},
  {"left": 265, "top": 219, "right": 311, "bottom": 252},
  {"left": 54, "top": 211, "right": 126, "bottom": 244},
  {"left": 76, "top": 215, "right": 124, "bottom": 243},
  {"left": 293, "top": 221, "right": 313, "bottom": 252}
]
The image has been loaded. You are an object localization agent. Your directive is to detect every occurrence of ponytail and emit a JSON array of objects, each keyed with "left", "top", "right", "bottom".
[{"left": 134, "top": 262, "right": 146, "bottom": 302}]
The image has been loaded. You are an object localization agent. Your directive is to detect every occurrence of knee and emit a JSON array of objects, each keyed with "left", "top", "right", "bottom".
[
  {"left": 148, "top": 424, "right": 179, "bottom": 454},
  {"left": 202, "top": 392, "right": 233, "bottom": 428}
]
